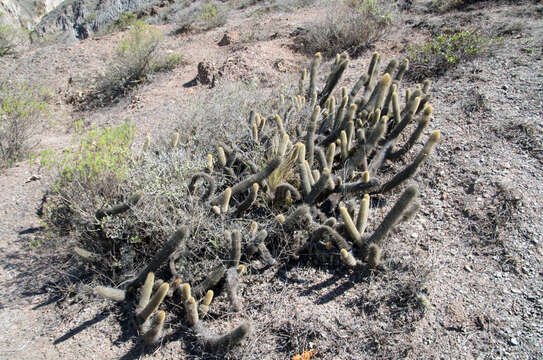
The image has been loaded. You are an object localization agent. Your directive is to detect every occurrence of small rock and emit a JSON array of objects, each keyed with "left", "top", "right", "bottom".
[
  {"left": 25, "top": 175, "right": 41, "bottom": 183},
  {"left": 196, "top": 61, "right": 216, "bottom": 85},
  {"left": 509, "top": 337, "right": 519, "bottom": 346},
  {"left": 464, "top": 265, "right": 473, "bottom": 273},
  {"left": 218, "top": 32, "right": 232, "bottom": 46},
  {"left": 502, "top": 84, "right": 508, "bottom": 90},
  {"left": 510, "top": 288, "right": 521, "bottom": 294}
]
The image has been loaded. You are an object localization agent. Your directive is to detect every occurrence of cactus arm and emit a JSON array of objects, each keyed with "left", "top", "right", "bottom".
[
  {"left": 366, "top": 185, "right": 418, "bottom": 246},
  {"left": 96, "top": 286, "right": 126, "bottom": 302},
  {"left": 192, "top": 265, "right": 226, "bottom": 299},
  {"left": 137, "top": 283, "right": 169, "bottom": 324},
  {"left": 129, "top": 226, "right": 189, "bottom": 289},
  {"left": 211, "top": 159, "right": 281, "bottom": 206},
  {"left": 225, "top": 267, "right": 242, "bottom": 312},
  {"left": 95, "top": 192, "right": 141, "bottom": 220},
  {"left": 189, "top": 173, "right": 217, "bottom": 202},
  {"left": 379, "top": 131, "right": 440, "bottom": 194}
]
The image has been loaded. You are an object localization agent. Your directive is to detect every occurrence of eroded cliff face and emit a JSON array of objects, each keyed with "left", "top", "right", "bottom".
[
  {"left": 1, "top": 0, "right": 161, "bottom": 43},
  {"left": 0, "top": 0, "right": 64, "bottom": 28}
]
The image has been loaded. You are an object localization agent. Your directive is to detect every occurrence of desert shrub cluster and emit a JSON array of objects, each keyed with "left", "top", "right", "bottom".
[
  {"left": 80, "top": 22, "right": 181, "bottom": 108},
  {"left": 297, "top": 0, "right": 396, "bottom": 58},
  {"left": 42, "top": 49, "right": 441, "bottom": 357},
  {"left": 0, "top": 84, "right": 47, "bottom": 169},
  {"left": 407, "top": 29, "right": 496, "bottom": 80},
  {"left": 0, "top": 24, "right": 19, "bottom": 57},
  {"left": 174, "top": 1, "right": 229, "bottom": 34}
]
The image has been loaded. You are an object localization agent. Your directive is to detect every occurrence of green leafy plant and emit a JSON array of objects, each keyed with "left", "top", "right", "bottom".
[
  {"left": 0, "top": 85, "right": 47, "bottom": 168},
  {"left": 82, "top": 23, "right": 165, "bottom": 107},
  {"left": 42, "top": 121, "right": 136, "bottom": 183},
  {"left": 408, "top": 29, "right": 496, "bottom": 79},
  {"left": 174, "top": 1, "right": 228, "bottom": 34},
  {"left": 0, "top": 24, "right": 19, "bottom": 57}
]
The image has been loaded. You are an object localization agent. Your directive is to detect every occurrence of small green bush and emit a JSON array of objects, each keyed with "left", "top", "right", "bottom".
[
  {"left": 43, "top": 121, "right": 136, "bottom": 183},
  {"left": 174, "top": 1, "right": 228, "bottom": 34},
  {"left": 84, "top": 23, "right": 168, "bottom": 107},
  {"left": 408, "top": 29, "right": 496, "bottom": 79},
  {"left": 0, "top": 85, "right": 47, "bottom": 168},
  {"left": 0, "top": 24, "right": 18, "bottom": 57},
  {"left": 297, "top": 0, "right": 395, "bottom": 57},
  {"left": 106, "top": 12, "right": 140, "bottom": 33},
  {"left": 429, "top": 0, "right": 497, "bottom": 12}
]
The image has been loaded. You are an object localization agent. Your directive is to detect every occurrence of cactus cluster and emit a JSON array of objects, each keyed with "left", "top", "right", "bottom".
[{"left": 77, "top": 50, "right": 441, "bottom": 353}]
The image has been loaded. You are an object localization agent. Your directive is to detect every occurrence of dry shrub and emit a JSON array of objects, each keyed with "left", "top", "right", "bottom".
[{"left": 297, "top": 0, "right": 396, "bottom": 58}]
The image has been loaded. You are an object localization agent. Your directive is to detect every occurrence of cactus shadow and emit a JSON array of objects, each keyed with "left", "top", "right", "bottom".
[{"left": 53, "top": 308, "right": 112, "bottom": 345}]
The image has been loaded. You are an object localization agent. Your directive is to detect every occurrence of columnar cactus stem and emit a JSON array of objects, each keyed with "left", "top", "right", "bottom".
[
  {"left": 96, "top": 286, "right": 126, "bottom": 302},
  {"left": 380, "top": 131, "right": 440, "bottom": 193},
  {"left": 189, "top": 173, "right": 216, "bottom": 202},
  {"left": 138, "top": 272, "right": 155, "bottom": 309},
  {"left": 137, "top": 283, "right": 169, "bottom": 324},
  {"left": 309, "top": 52, "right": 322, "bottom": 102},
  {"left": 129, "top": 227, "right": 189, "bottom": 289},
  {"left": 143, "top": 311, "right": 165, "bottom": 345},
  {"left": 339, "top": 206, "right": 362, "bottom": 247},
  {"left": 366, "top": 185, "right": 418, "bottom": 246}
]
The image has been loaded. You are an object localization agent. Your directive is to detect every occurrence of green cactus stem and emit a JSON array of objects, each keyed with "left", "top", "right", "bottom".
[
  {"left": 185, "top": 296, "right": 199, "bottom": 327},
  {"left": 367, "top": 244, "right": 381, "bottom": 269},
  {"left": 129, "top": 226, "right": 189, "bottom": 289},
  {"left": 379, "top": 131, "right": 440, "bottom": 194},
  {"left": 298, "top": 161, "right": 312, "bottom": 198},
  {"left": 311, "top": 225, "right": 350, "bottom": 251},
  {"left": 258, "top": 242, "right": 277, "bottom": 266},
  {"left": 283, "top": 205, "right": 311, "bottom": 230},
  {"left": 318, "top": 56, "right": 349, "bottom": 107},
  {"left": 211, "top": 159, "right": 281, "bottom": 206},
  {"left": 366, "top": 185, "right": 418, "bottom": 247},
  {"left": 394, "top": 58, "right": 409, "bottom": 82},
  {"left": 246, "top": 229, "right": 268, "bottom": 258},
  {"left": 337, "top": 178, "right": 380, "bottom": 195},
  {"left": 73, "top": 247, "right": 100, "bottom": 262},
  {"left": 197, "top": 322, "right": 251, "bottom": 352},
  {"left": 230, "top": 229, "right": 242, "bottom": 267},
  {"left": 361, "top": 74, "right": 391, "bottom": 114},
  {"left": 95, "top": 192, "right": 142, "bottom": 221},
  {"left": 138, "top": 272, "right": 155, "bottom": 310},
  {"left": 339, "top": 206, "right": 362, "bottom": 247},
  {"left": 137, "top": 283, "right": 169, "bottom": 324},
  {"left": 225, "top": 267, "right": 242, "bottom": 312},
  {"left": 340, "top": 249, "right": 357, "bottom": 267},
  {"left": 305, "top": 106, "right": 320, "bottom": 167},
  {"left": 305, "top": 168, "right": 331, "bottom": 205},
  {"left": 189, "top": 173, "right": 217, "bottom": 202},
  {"left": 387, "top": 107, "right": 432, "bottom": 160},
  {"left": 193, "top": 265, "right": 226, "bottom": 299},
  {"left": 386, "top": 96, "right": 421, "bottom": 142},
  {"left": 198, "top": 290, "right": 214, "bottom": 316},
  {"left": 309, "top": 53, "right": 322, "bottom": 102},
  {"left": 314, "top": 146, "right": 328, "bottom": 171},
  {"left": 96, "top": 286, "right": 126, "bottom": 302},
  {"left": 356, "top": 194, "right": 370, "bottom": 235},
  {"left": 143, "top": 310, "right": 165, "bottom": 346},
  {"left": 274, "top": 183, "right": 302, "bottom": 202},
  {"left": 217, "top": 146, "right": 227, "bottom": 168}
]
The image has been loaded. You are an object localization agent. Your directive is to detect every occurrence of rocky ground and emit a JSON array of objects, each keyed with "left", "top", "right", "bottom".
[{"left": 0, "top": 0, "right": 542, "bottom": 359}]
